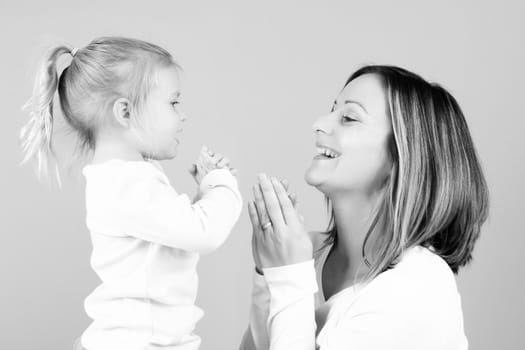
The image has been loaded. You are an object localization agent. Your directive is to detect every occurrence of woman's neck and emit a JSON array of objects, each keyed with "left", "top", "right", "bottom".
[{"left": 329, "top": 190, "right": 382, "bottom": 281}]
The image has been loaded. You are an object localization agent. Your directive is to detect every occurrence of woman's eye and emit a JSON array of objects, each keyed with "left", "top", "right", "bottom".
[
  {"left": 342, "top": 115, "right": 357, "bottom": 122},
  {"left": 171, "top": 101, "right": 180, "bottom": 107}
]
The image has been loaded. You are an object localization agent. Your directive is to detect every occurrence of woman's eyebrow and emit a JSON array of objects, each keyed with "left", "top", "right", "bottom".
[
  {"left": 332, "top": 99, "right": 368, "bottom": 114},
  {"left": 170, "top": 91, "right": 181, "bottom": 98}
]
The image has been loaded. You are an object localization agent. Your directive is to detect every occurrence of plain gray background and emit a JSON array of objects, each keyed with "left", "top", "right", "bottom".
[{"left": 1, "top": 1, "right": 523, "bottom": 349}]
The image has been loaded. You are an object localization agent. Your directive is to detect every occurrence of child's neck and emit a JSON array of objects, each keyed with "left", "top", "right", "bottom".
[{"left": 92, "top": 137, "right": 145, "bottom": 164}]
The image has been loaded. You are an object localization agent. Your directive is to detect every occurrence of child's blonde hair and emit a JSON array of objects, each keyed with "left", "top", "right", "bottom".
[{"left": 20, "top": 36, "right": 179, "bottom": 185}]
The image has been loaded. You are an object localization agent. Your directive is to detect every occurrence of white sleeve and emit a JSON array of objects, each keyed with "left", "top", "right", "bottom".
[
  {"left": 262, "top": 260, "right": 318, "bottom": 350},
  {"left": 239, "top": 270, "right": 271, "bottom": 350},
  {"left": 86, "top": 168, "right": 242, "bottom": 254}
]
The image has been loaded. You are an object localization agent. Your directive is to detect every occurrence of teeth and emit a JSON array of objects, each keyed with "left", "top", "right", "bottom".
[{"left": 316, "top": 147, "right": 339, "bottom": 158}]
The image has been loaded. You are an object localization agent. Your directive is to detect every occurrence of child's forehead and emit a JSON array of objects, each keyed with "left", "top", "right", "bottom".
[{"left": 155, "top": 65, "right": 182, "bottom": 94}]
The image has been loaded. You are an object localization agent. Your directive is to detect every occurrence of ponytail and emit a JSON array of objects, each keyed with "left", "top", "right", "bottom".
[
  {"left": 20, "top": 45, "right": 73, "bottom": 186},
  {"left": 20, "top": 37, "right": 178, "bottom": 186}
]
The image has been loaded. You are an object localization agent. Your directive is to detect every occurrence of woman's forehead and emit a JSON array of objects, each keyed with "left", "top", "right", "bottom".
[{"left": 337, "top": 74, "right": 387, "bottom": 118}]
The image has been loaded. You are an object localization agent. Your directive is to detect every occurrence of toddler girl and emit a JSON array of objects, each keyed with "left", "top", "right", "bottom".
[{"left": 20, "top": 36, "right": 242, "bottom": 350}]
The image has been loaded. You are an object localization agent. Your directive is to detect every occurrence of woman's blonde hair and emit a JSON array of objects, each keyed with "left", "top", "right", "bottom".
[
  {"left": 19, "top": 36, "right": 178, "bottom": 185},
  {"left": 323, "top": 65, "right": 489, "bottom": 285}
]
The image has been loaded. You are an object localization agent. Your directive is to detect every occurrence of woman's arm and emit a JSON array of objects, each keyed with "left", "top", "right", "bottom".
[
  {"left": 239, "top": 262, "right": 318, "bottom": 350},
  {"left": 242, "top": 176, "right": 304, "bottom": 350},
  {"left": 263, "top": 260, "right": 318, "bottom": 350},
  {"left": 248, "top": 174, "right": 317, "bottom": 349},
  {"left": 239, "top": 270, "right": 271, "bottom": 350}
]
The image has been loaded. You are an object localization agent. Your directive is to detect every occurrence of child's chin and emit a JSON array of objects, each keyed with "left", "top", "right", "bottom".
[{"left": 152, "top": 152, "right": 176, "bottom": 161}]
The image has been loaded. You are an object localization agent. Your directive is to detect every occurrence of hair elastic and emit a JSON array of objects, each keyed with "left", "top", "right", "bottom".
[{"left": 71, "top": 48, "right": 79, "bottom": 57}]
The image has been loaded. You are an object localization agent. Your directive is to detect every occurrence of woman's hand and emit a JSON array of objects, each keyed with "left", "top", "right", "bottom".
[
  {"left": 248, "top": 174, "right": 312, "bottom": 269},
  {"left": 248, "top": 178, "right": 298, "bottom": 274}
]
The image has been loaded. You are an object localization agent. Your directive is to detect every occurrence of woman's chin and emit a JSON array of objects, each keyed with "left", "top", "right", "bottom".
[{"left": 304, "top": 168, "right": 323, "bottom": 187}]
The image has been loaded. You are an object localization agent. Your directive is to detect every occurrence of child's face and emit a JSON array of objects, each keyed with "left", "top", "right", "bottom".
[{"left": 136, "top": 65, "right": 186, "bottom": 160}]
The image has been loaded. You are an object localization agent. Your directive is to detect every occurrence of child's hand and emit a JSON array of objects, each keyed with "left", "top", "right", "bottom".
[
  {"left": 201, "top": 146, "right": 238, "bottom": 176},
  {"left": 189, "top": 146, "right": 238, "bottom": 184}
]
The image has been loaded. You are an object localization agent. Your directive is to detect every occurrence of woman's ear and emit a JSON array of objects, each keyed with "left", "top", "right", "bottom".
[{"left": 112, "top": 98, "right": 132, "bottom": 128}]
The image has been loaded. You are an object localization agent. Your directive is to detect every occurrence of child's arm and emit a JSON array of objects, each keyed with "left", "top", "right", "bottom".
[{"left": 86, "top": 166, "right": 242, "bottom": 254}]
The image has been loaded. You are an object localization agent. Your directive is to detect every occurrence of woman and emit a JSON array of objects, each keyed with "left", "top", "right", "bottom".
[{"left": 240, "top": 65, "right": 489, "bottom": 349}]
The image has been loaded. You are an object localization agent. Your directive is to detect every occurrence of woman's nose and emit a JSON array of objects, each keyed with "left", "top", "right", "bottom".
[
  {"left": 312, "top": 113, "right": 333, "bottom": 134},
  {"left": 180, "top": 112, "right": 187, "bottom": 122}
]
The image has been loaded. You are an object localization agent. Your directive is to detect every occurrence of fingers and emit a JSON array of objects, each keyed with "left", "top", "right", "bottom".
[
  {"left": 199, "top": 150, "right": 215, "bottom": 171},
  {"left": 188, "top": 164, "right": 197, "bottom": 176},
  {"left": 188, "top": 164, "right": 198, "bottom": 183},
  {"left": 202, "top": 146, "right": 220, "bottom": 163},
  {"left": 200, "top": 146, "right": 233, "bottom": 171},
  {"left": 196, "top": 163, "right": 206, "bottom": 179},
  {"left": 289, "top": 193, "right": 298, "bottom": 208},
  {"left": 203, "top": 145, "right": 213, "bottom": 157},
  {"left": 248, "top": 201, "right": 264, "bottom": 273},
  {"left": 196, "top": 157, "right": 208, "bottom": 173},
  {"left": 270, "top": 177, "right": 300, "bottom": 227},
  {"left": 253, "top": 183, "right": 272, "bottom": 231},
  {"left": 211, "top": 153, "right": 224, "bottom": 164},
  {"left": 247, "top": 201, "right": 261, "bottom": 230},
  {"left": 216, "top": 157, "right": 230, "bottom": 168},
  {"left": 258, "top": 174, "right": 286, "bottom": 229},
  {"left": 279, "top": 178, "right": 298, "bottom": 207},
  {"left": 201, "top": 146, "right": 212, "bottom": 161}
]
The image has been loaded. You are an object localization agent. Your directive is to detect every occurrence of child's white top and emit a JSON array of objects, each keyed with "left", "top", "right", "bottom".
[
  {"left": 243, "top": 237, "right": 468, "bottom": 350},
  {"left": 80, "top": 159, "right": 242, "bottom": 350}
]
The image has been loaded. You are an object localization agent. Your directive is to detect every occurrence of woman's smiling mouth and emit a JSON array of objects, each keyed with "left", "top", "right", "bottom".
[{"left": 314, "top": 144, "right": 341, "bottom": 159}]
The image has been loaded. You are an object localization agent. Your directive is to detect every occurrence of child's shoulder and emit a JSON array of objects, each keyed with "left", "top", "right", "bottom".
[
  {"left": 144, "top": 158, "right": 164, "bottom": 172},
  {"left": 82, "top": 158, "right": 166, "bottom": 182}
]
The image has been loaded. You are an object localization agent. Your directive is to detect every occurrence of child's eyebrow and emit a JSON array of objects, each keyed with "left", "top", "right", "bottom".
[{"left": 170, "top": 91, "right": 181, "bottom": 98}]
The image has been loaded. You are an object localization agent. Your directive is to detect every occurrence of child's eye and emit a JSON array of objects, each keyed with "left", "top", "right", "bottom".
[{"left": 171, "top": 101, "right": 180, "bottom": 107}]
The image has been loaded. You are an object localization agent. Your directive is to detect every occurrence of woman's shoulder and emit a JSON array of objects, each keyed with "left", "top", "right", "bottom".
[
  {"left": 330, "top": 246, "right": 467, "bottom": 346},
  {"left": 395, "top": 245, "right": 456, "bottom": 284},
  {"left": 377, "top": 246, "right": 457, "bottom": 290},
  {"left": 358, "top": 245, "right": 462, "bottom": 312}
]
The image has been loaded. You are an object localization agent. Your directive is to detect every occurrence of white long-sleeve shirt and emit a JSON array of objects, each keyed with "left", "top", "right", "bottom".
[
  {"left": 80, "top": 159, "right": 242, "bottom": 350},
  {"left": 242, "top": 237, "right": 468, "bottom": 350}
]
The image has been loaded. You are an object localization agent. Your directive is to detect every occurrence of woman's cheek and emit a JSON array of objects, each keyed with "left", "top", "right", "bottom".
[{"left": 340, "top": 140, "right": 388, "bottom": 190}]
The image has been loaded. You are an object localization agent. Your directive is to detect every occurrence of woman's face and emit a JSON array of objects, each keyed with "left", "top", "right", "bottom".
[{"left": 304, "top": 73, "right": 393, "bottom": 196}]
